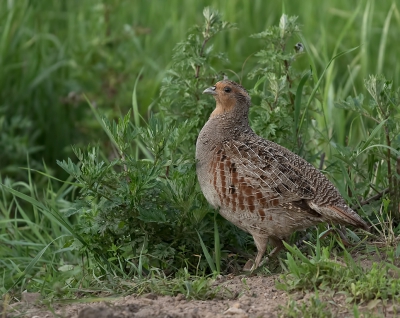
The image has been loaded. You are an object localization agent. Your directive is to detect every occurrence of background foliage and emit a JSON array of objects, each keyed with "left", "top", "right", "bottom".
[{"left": 1, "top": 0, "right": 400, "bottom": 308}]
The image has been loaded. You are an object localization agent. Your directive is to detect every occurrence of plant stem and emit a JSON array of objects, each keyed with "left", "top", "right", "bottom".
[
  {"left": 384, "top": 124, "right": 392, "bottom": 190},
  {"left": 284, "top": 59, "right": 295, "bottom": 106},
  {"left": 195, "top": 20, "right": 211, "bottom": 79},
  {"left": 374, "top": 95, "right": 392, "bottom": 191},
  {"left": 352, "top": 188, "right": 389, "bottom": 210},
  {"left": 318, "top": 153, "right": 325, "bottom": 171}
]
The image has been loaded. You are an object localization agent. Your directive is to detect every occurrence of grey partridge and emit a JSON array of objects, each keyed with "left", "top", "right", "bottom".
[{"left": 196, "top": 79, "right": 369, "bottom": 270}]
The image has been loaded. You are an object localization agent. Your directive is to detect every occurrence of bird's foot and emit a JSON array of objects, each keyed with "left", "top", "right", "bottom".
[
  {"left": 320, "top": 227, "right": 354, "bottom": 247},
  {"left": 242, "top": 259, "right": 254, "bottom": 272},
  {"left": 242, "top": 257, "right": 269, "bottom": 272}
]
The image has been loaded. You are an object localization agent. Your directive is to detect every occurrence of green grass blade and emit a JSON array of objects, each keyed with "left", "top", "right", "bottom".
[
  {"left": 253, "top": 74, "right": 268, "bottom": 91},
  {"left": 294, "top": 70, "right": 311, "bottom": 137},
  {"left": 377, "top": 3, "right": 395, "bottom": 74},
  {"left": 29, "top": 60, "right": 72, "bottom": 89},
  {"left": 132, "top": 68, "right": 146, "bottom": 160},
  {"left": 358, "top": 144, "right": 400, "bottom": 156},
  {"left": 0, "top": 4, "right": 15, "bottom": 65},
  {"left": 282, "top": 241, "right": 311, "bottom": 264},
  {"left": 7, "top": 235, "right": 68, "bottom": 292},
  {"left": 196, "top": 230, "right": 216, "bottom": 273},
  {"left": 20, "top": 168, "right": 83, "bottom": 187},
  {"left": 132, "top": 68, "right": 144, "bottom": 129},
  {"left": 214, "top": 215, "right": 221, "bottom": 274},
  {"left": 298, "top": 46, "right": 360, "bottom": 132},
  {"left": 1, "top": 184, "right": 88, "bottom": 247},
  {"left": 84, "top": 94, "right": 117, "bottom": 150},
  {"left": 358, "top": 119, "right": 387, "bottom": 153}
]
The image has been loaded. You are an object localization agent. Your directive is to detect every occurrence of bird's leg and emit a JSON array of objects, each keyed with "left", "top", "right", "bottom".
[
  {"left": 320, "top": 226, "right": 354, "bottom": 247},
  {"left": 243, "top": 235, "right": 268, "bottom": 271},
  {"left": 337, "top": 225, "right": 352, "bottom": 245},
  {"left": 242, "top": 259, "right": 254, "bottom": 271},
  {"left": 268, "top": 238, "right": 283, "bottom": 258}
]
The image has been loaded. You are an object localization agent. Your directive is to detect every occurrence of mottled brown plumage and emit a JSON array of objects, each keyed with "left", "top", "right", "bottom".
[{"left": 196, "top": 80, "right": 369, "bottom": 270}]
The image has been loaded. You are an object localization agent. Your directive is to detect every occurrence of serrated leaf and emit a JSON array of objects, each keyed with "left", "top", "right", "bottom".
[
  {"left": 137, "top": 207, "right": 167, "bottom": 223},
  {"left": 334, "top": 94, "right": 365, "bottom": 112}
]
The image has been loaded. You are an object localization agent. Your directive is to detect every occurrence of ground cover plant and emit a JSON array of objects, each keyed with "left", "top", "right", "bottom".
[{"left": 1, "top": 1, "right": 400, "bottom": 316}]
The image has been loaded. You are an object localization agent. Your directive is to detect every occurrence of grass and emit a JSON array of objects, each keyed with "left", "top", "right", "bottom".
[
  {"left": 280, "top": 294, "right": 334, "bottom": 318},
  {"left": 277, "top": 244, "right": 400, "bottom": 316},
  {"left": 275, "top": 201, "right": 400, "bottom": 315},
  {"left": 1, "top": 0, "right": 399, "bottom": 174},
  {"left": 1, "top": 1, "right": 400, "bottom": 316},
  {"left": 278, "top": 241, "right": 400, "bottom": 303}
]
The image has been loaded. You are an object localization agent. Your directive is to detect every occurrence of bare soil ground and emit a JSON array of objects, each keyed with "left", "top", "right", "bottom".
[
  {"left": 3, "top": 273, "right": 399, "bottom": 318},
  {"left": 5, "top": 275, "right": 284, "bottom": 318}
]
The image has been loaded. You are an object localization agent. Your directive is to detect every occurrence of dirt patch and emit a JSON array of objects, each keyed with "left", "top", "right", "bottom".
[
  {"left": 5, "top": 275, "right": 289, "bottom": 318},
  {"left": 4, "top": 274, "right": 398, "bottom": 318}
]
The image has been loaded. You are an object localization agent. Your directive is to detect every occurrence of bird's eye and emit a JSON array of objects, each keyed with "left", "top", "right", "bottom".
[{"left": 224, "top": 87, "right": 232, "bottom": 93}]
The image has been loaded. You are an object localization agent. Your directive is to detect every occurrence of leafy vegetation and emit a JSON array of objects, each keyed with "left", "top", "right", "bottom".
[
  {"left": 1, "top": 1, "right": 400, "bottom": 316},
  {"left": 280, "top": 294, "right": 334, "bottom": 318},
  {"left": 278, "top": 239, "right": 400, "bottom": 303}
]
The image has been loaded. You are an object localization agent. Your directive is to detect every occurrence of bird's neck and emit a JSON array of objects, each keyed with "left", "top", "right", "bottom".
[
  {"left": 210, "top": 108, "right": 252, "bottom": 137},
  {"left": 210, "top": 100, "right": 236, "bottom": 118}
]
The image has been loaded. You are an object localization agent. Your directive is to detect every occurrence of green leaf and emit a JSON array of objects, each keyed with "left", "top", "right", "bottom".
[
  {"left": 283, "top": 241, "right": 311, "bottom": 264},
  {"left": 214, "top": 214, "right": 221, "bottom": 274},
  {"left": 294, "top": 70, "right": 311, "bottom": 136},
  {"left": 137, "top": 207, "right": 167, "bottom": 223},
  {"left": 253, "top": 74, "right": 268, "bottom": 91},
  {"left": 334, "top": 94, "right": 365, "bottom": 112},
  {"left": 7, "top": 235, "right": 68, "bottom": 293},
  {"left": 298, "top": 46, "right": 360, "bottom": 132},
  {"left": 358, "top": 119, "right": 387, "bottom": 153},
  {"left": 196, "top": 230, "right": 216, "bottom": 273},
  {"left": 1, "top": 184, "right": 88, "bottom": 247}
]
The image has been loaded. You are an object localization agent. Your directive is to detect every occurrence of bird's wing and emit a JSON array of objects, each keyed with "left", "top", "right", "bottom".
[{"left": 223, "top": 139, "right": 316, "bottom": 204}]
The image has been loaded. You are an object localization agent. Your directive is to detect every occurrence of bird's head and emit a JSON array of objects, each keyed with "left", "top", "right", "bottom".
[{"left": 203, "top": 80, "right": 251, "bottom": 119}]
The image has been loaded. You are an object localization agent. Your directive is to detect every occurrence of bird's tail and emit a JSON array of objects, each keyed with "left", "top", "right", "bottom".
[{"left": 328, "top": 205, "right": 370, "bottom": 232}]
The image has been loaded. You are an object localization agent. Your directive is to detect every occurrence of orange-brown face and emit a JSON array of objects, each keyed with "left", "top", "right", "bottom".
[{"left": 203, "top": 80, "right": 250, "bottom": 118}]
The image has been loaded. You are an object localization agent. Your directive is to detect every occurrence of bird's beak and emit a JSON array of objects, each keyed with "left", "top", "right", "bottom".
[{"left": 203, "top": 87, "right": 217, "bottom": 95}]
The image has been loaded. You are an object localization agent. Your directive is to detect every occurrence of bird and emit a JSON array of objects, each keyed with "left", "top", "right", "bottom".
[{"left": 196, "top": 79, "right": 369, "bottom": 271}]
